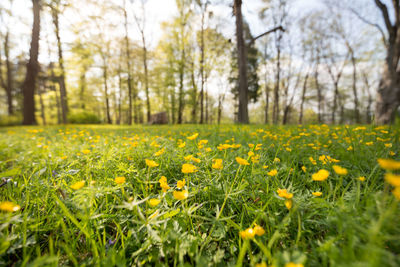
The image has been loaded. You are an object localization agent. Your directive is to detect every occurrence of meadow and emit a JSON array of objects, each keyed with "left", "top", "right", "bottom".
[{"left": 0, "top": 124, "right": 399, "bottom": 267}]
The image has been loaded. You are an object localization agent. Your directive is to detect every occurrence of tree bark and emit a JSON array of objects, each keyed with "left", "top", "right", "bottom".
[
  {"left": 102, "top": 56, "right": 112, "bottom": 124},
  {"left": 299, "top": 72, "right": 309, "bottom": 124},
  {"left": 51, "top": 5, "right": 68, "bottom": 124},
  {"left": 234, "top": 0, "right": 249, "bottom": 124},
  {"left": 22, "top": 0, "right": 40, "bottom": 125},
  {"left": 374, "top": 0, "right": 400, "bottom": 124},
  {"left": 272, "top": 38, "right": 281, "bottom": 124},
  {"left": 4, "top": 32, "right": 13, "bottom": 115},
  {"left": 199, "top": 3, "right": 206, "bottom": 124},
  {"left": 123, "top": 0, "right": 133, "bottom": 125}
]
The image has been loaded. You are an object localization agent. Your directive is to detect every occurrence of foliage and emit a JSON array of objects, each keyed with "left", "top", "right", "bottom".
[
  {"left": 0, "top": 124, "right": 399, "bottom": 266},
  {"left": 67, "top": 111, "right": 101, "bottom": 124}
]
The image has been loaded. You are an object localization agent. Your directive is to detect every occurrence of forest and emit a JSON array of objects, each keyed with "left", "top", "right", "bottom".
[{"left": 0, "top": 0, "right": 399, "bottom": 126}]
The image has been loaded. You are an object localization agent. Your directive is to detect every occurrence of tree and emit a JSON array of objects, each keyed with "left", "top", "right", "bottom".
[
  {"left": 373, "top": 0, "right": 400, "bottom": 123},
  {"left": 233, "top": 0, "right": 249, "bottom": 124},
  {"left": 22, "top": 0, "right": 40, "bottom": 125},
  {"left": 49, "top": 0, "right": 68, "bottom": 124}
]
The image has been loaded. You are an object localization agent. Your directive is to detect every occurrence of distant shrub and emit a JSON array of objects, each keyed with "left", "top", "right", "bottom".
[
  {"left": 68, "top": 112, "right": 101, "bottom": 124},
  {"left": 0, "top": 115, "right": 22, "bottom": 126}
]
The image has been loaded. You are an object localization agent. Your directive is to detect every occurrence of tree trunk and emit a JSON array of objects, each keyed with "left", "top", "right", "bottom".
[
  {"left": 234, "top": 0, "right": 249, "bottom": 124},
  {"left": 199, "top": 6, "right": 206, "bottom": 124},
  {"left": 38, "top": 79, "right": 46, "bottom": 125},
  {"left": 374, "top": 0, "right": 400, "bottom": 124},
  {"left": 141, "top": 34, "right": 151, "bottom": 123},
  {"left": 177, "top": 47, "right": 185, "bottom": 124},
  {"left": 123, "top": 0, "right": 133, "bottom": 125},
  {"left": 4, "top": 32, "right": 13, "bottom": 115},
  {"left": 217, "top": 93, "right": 225, "bottom": 125},
  {"left": 51, "top": 6, "right": 68, "bottom": 124},
  {"left": 22, "top": 0, "right": 40, "bottom": 125},
  {"left": 331, "top": 82, "right": 338, "bottom": 124},
  {"left": 299, "top": 72, "right": 309, "bottom": 124},
  {"left": 190, "top": 59, "right": 197, "bottom": 123},
  {"left": 272, "top": 42, "right": 281, "bottom": 124},
  {"left": 79, "top": 69, "right": 87, "bottom": 109},
  {"left": 102, "top": 62, "right": 112, "bottom": 124},
  {"left": 349, "top": 51, "right": 360, "bottom": 123}
]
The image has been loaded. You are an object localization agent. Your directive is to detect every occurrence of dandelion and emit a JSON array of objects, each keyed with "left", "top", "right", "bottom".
[
  {"left": 149, "top": 198, "right": 161, "bottom": 207},
  {"left": 312, "top": 169, "right": 329, "bottom": 181},
  {"left": 377, "top": 158, "right": 400, "bottom": 170},
  {"left": 212, "top": 159, "right": 223, "bottom": 170},
  {"left": 358, "top": 176, "right": 366, "bottom": 182},
  {"left": 70, "top": 180, "right": 85, "bottom": 190},
  {"left": 187, "top": 133, "right": 199, "bottom": 140},
  {"left": 384, "top": 173, "right": 400, "bottom": 187},
  {"left": 277, "top": 188, "right": 293, "bottom": 199},
  {"left": 178, "top": 142, "right": 186, "bottom": 148},
  {"left": 114, "top": 176, "right": 126, "bottom": 184},
  {"left": 309, "top": 157, "right": 317, "bottom": 165},
  {"left": 332, "top": 165, "right": 348, "bottom": 175},
  {"left": 199, "top": 139, "right": 208, "bottom": 145},
  {"left": 177, "top": 179, "right": 186, "bottom": 189},
  {"left": 145, "top": 159, "right": 159, "bottom": 168},
  {"left": 236, "top": 157, "right": 250, "bottom": 166},
  {"left": 301, "top": 166, "right": 307, "bottom": 172},
  {"left": 347, "top": 146, "right": 353, "bottom": 151},
  {"left": 267, "top": 169, "right": 278, "bottom": 176},
  {"left": 181, "top": 163, "right": 197, "bottom": 174},
  {"left": 312, "top": 192, "right": 322, "bottom": 197},
  {"left": 0, "top": 201, "right": 20, "bottom": 212},
  {"left": 173, "top": 190, "right": 188, "bottom": 200}
]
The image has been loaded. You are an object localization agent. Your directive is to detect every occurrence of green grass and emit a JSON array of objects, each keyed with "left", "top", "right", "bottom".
[{"left": 0, "top": 124, "right": 399, "bottom": 267}]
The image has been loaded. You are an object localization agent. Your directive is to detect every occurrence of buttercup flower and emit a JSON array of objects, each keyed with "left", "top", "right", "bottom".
[
  {"left": 187, "top": 133, "right": 199, "bottom": 140},
  {"left": 285, "top": 199, "right": 293, "bottom": 210},
  {"left": 277, "top": 188, "right": 293, "bottom": 199},
  {"left": 333, "top": 165, "right": 348, "bottom": 175},
  {"left": 312, "top": 169, "right": 329, "bottom": 181},
  {"left": 236, "top": 157, "right": 250, "bottom": 166},
  {"left": 239, "top": 227, "right": 255, "bottom": 239},
  {"left": 378, "top": 158, "right": 400, "bottom": 170},
  {"left": 312, "top": 192, "right": 322, "bottom": 197},
  {"left": 181, "top": 163, "right": 197, "bottom": 174},
  {"left": 177, "top": 179, "right": 186, "bottom": 189},
  {"left": 253, "top": 225, "right": 265, "bottom": 236},
  {"left": 0, "top": 201, "right": 20, "bottom": 212},
  {"left": 145, "top": 159, "right": 159, "bottom": 168},
  {"left": 212, "top": 159, "right": 223, "bottom": 170},
  {"left": 149, "top": 198, "right": 161, "bottom": 207},
  {"left": 267, "top": 169, "right": 278, "bottom": 176},
  {"left": 114, "top": 176, "right": 126, "bottom": 184},
  {"left": 173, "top": 190, "right": 188, "bottom": 200},
  {"left": 385, "top": 173, "right": 400, "bottom": 187},
  {"left": 70, "top": 180, "right": 85, "bottom": 190}
]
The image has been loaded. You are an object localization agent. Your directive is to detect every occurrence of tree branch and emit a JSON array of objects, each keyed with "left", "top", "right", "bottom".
[
  {"left": 248, "top": 26, "right": 285, "bottom": 46},
  {"left": 374, "top": 0, "right": 394, "bottom": 36},
  {"left": 350, "top": 7, "right": 388, "bottom": 47}
]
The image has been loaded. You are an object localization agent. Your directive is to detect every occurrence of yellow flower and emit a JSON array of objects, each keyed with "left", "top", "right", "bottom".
[
  {"left": 145, "top": 159, "right": 159, "bottom": 168},
  {"left": 82, "top": 149, "right": 90, "bottom": 154},
  {"left": 267, "top": 169, "right": 278, "bottom": 176},
  {"left": 312, "top": 169, "right": 329, "bottom": 181},
  {"left": 358, "top": 176, "right": 366, "bottom": 182},
  {"left": 285, "top": 263, "right": 304, "bottom": 267},
  {"left": 154, "top": 148, "right": 165, "bottom": 156},
  {"left": 173, "top": 190, "right": 188, "bottom": 200},
  {"left": 312, "top": 192, "right": 322, "bottom": 197},
  {"left": 277, "top": 188, "right": 293, "bottom": 199},
  {"left": 332, "top": 165, "right": 348, "bottom": 175},
  {"left": 177, "top": 179, "right": 186, "bottom": 189},
  {"left": 389, "top": 151, "right": 396, "bottom": 156},
  {"left": 159, "top": 176, "right": 167, "bottom": 184},
  {"left": 377, "top": 158, "right": 400, "bottom": 170},
  {"left": 70, "top": 181, "right": 85, "bottom": 190},
  {"left": 309, "top": 157, "right": 317, "bottom": 165},
  {"left": 273, "top": 157, "right": 280, "bottom": 163},
  {"left": 255, "top": 262, "right": 267, "bottom": 267},
  {"left": 149, "top": 198, "right": 161, "bottom": 207},
  {"left": 365, "top": 142, "right": 373, "bottom": 146},
  {"left": 347, "top": 145, "right": 353, "bottom": 151},
  {"left": 236, "top": 157, "right": 250, "bottom": 166},
  {"left": 0, "top": 201, "right": 20, "bottom": 212},
  {"left": 187, "top": 133, "right": 199, "bottom": 140},
  {"left": 212, "top": 159, "right": 223, "bottom": 170},
  {"left": 253, "top": 225, "right": 265, "bottom": 236},
  {"left": 181, "top": 163, "right": 197, "bottom": 174},
  {"left": 178, "top": 142, "right": 186, "bottom": 148},
  {"left": 149, "top": 210, "right": 159, "bottom": 220},
  {"left": 385, "top": 143, "right": 392, "bottom": 148},
  {"left": 199, "top": 139, "right": 208, "bottom": 145},
  {"left": 301, "top": 166, "right": 307, "bottom": 172},
  {"left": 392, "top": 186, "right": 400, "bottom": 200},
  {"left": 239, "top": 227, "right": 255, "bottom": 239},
  {"left": 248, "top": 151, "right": 255, "bottom": 157},
  {"left": 285, "top": 199, "right": 293, "bottom": 210},
  {"left": 385, "top": 173, "right": 400, "bottom": 187},
  {"left": 114, "top": 176, "right": 126, "bottom": 184}
]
